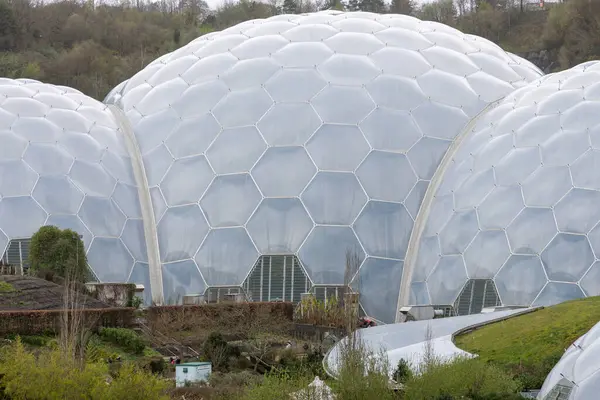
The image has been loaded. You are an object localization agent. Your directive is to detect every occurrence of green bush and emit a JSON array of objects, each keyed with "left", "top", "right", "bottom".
[
  {"left": 403, "top": 356, "right": 522, "bottom": 400},
  {"left": 203, "top": 332, "right": 234, "bottom": 372},
  {"left": 99, "top": 328, "right": 145, "bottom": 355},
  {"left": 392, "top": 358, "right": 412, "bottom": 384},
  {"left": 239, "top": 370, "right": 313, "bottom": 400},
  {"left": 0, "top": 337, "right": 169, "bottom": 400}
]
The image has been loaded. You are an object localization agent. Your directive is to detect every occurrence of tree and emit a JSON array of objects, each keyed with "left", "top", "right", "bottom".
[
  {"left": 282, "top": 0, "right": 298, "bottom": 14},
  {"left": 419, "top": 0, "right": 457, "bottom": 25},
  {"left": 0, "top": 1, "right": 17, "bottom": 50},
  {"left": 389, "top": 0, "right": 414, "bottom": 15},
  {"left": 29, "top": 225, "right": 90, "bottom": 283}
]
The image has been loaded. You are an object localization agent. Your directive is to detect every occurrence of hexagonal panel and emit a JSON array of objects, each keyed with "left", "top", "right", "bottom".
[
  {"left": 306, "top": 125, "right": 370, "bottom": 171},
  {"left": 206, "top": 126, "right": 266, "bottom": 174},
  {"left": 359, "top": 108, "right": 422, "bottom": 152},
  {"left": 355, "top": 257, "right": 403, "bottom": 324},
  {"left": 33, "top": 176, "right": 84, "bottom": 215},
  {"left": 370, "top": 47, "right": 431, "bottom": 78},
  {"left": 405, "top": 180, "right": 428, "bottom": 220},
  {"left": 514, "top": 113, "right": 560, "bottom": 147},
  {"left": 200, "top": 174, "right": 261, "bottom": 228},
  {"left": 311, "top": 86, "right": 375, "bottom": 124},
  {"left": 464, "top": 230, "right": 510, "bottom": 279},
  {"left": 23, "top": 143, "right": 73, "bottom": 176},
  {"left": 409, "top": 281, "right": 431, "bottom": 305},
  {"left": 412, "top": 235, "right": 440, "bottom": 282},
  {"left": 272, "top": 42, "right": 334, "bottom": 67},
  {"left": 112, "top": 182, "right": 142, "bottom": 219},
  {"left": 0, "top": 197, "right": 46, "bottom": 238},
  {"left": 324, "top": 31, "right": 384, "bottom": 55},
  {"left": 417, "top": 70, "right": 480, "bottom": 111},
  {"left": 532, "top": 282, "right": 585, "bottom": 307},
  {"left": 317, "top": 54, "right": 380, "bottom": 85},
  {"left": 87, "top": 237, "right": 134, "bottom": 283},
  {"left": 162, "top": 260, "right": 206, "bottom": 304},
  {"left": 555, "top": 188, "right": 600, "bottom": 234},
  {"left": 212, "top": 88, "right": 273, "bottom": 128},
  {"left": 439, "top": 209, "right": 479, "bottom": 255},
  {"left": 0, "top": 132, "right": 27, "bottom": 160},
  {"left": 540, "top": 129, "right": 589, "bottom": 167},
  {"left": 494, "top": 147, "right": 541, "bottom": 186},
  {"left": 423, "top": 193, "right": 454, "bottom": 237},
  {"left": 142, "top": 145, "right": 173, "bottom": 187},
  {"left": 161, "top": 155, "right": 214, "bottom": 207},
  {"left": 171, "top": 80, "right": 228, "bottom": 119},
  {"left": 522, "top": 166, "right": 572, "bottom": 207},
  {"left": 354, "top": 201, "right": 412, "bottom": 260},
  {"left": 0, "top": 160, "right": 37, "bottom": 197},
  {"left": 46, "top": 214, "right": 92, "bottom": 250},
  {"left": 79, "top": 197, "right": 126, "bottom": 238},
  {"left": 571, "top": 150, "right": 600, "bottom": 190},
  {"left": 454, "top": 168, "right": 495, "bottom": 210},
  {"left": 133, "top": 108, "right": 180, "bottom": 155},
  {"left": 11, "top": 116, "right": 58, "bottom": 142},
  {"left": 165, "top": 113, "right": 221, "bottom": 158},
  {"left": 264, "top": 69, "right": 327, "bottom": 103},
  {"left": 219, "top": 57, "right": 280, "bottom": 90},
  {"left": 581, "top": 261, "right": 600, "bottom": 297},
  {"left": 366, "top": 75, "right": 427, "bottom": 110},
  {"left": 157, "top": 205, "right": 209, "bottom": 262},
  {"left": 257, "top": 103, "right": 322, "bottom": 146},
  {"left": 356, "top": 151, "right": 417, "bottom": 203},
  {"left": 101, "top": 152, "right": 136, "bottom": 186},
  {"left": 495, "top": 255, "right": 547, "bottom": 306},
  {"left": 541, "top": 233, "right": 594, "bottom": 282},
  {"left": 298, "top": 226, "right": 364, "bottom": 285},
  {"left": 252, "top": 147, "right": 316, "bottom": 197},
  {"left": 426, "top": 255, "right": 468, "bottom": 305},
  {"left": 301, "top": 172, "right": 366, "bottom": 225},
  {"left": 69, "top": 160, "right": 116, "bottom": 198},
  {"left": 195, "top": 228, "right": 258, "bottom": 286},
  {"left": 477, "top": 186, "right": 525, "bottom": 229},
  {"left": 472, "top": 134, "right": 514, "bottom": 172},
  {"left": 121, "top": 219, "right": 148, "bottom": 262},
  {"left": 246, "top": 198, "right": 313, "bottom": 254},
  {"left": 407, "top": 137, "right": 452, "bottom": 180},
  {"left": 412, "top": 102, "right": 470, "bottom": 140},
  {"left": 129, "top": 262, "right": 152, "bottom": 305},
  {"left": 507, "top": 207, "right": 557, "bottom": 255}
]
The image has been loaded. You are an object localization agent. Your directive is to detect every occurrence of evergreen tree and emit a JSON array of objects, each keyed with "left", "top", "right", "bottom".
[
  {"left": 282, "top": 0, "right": 298, "bottom": 14},
  {"left": 389, "top": 0, "right": 414, "bottom": 15}
]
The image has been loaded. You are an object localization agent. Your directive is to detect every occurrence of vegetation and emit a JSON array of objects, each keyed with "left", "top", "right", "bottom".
[
  {"left": 29, "top": 226, "right": 89, "bottom": 283},
  {"left": 455, "top": 296, "right": 600, "bottom": 389},
  {"left": 99, "top": 327, "right": 146, "bottom": 355},
  {"left": 0, "top": 281, "right": 15, "bottom": 294},
  {"left": 0, "top": 337, "right": 169, "bottom": 400}
]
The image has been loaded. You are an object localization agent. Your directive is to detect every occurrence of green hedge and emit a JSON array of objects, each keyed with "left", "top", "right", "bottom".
[{"left": 99, "top": 327, "right": 145, "bottom": 355}]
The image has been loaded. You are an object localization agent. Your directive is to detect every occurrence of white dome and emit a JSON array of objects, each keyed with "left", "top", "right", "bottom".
[
  {"left": 0, "top": 78, "right": 151, "bottom": 302},
  {"left": 108, "top": 10, "right": 542, "bottom": 320},
  {"left": 540, "top": 320, "right": 600, "bottom": 400},
  {"left": 401, "top": 61, "right": 600, "bottom": 313}
]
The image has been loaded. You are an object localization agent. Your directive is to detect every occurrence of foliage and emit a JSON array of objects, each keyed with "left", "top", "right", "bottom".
[
  {"left": 0, "top": 337, "right": 169, "bottom": 400},
  {"left": 29, "top": 226, "right": 89, "bottom": 283},
  {"left": 454, "top": 297, "right": 600, "bottom": 389},
  {"left": 392, "top": 358, "right": 412, "bottom": 384},
  {"left": 240, "top": 369, "right": 314, "bottom": 400},
  {"left": 403, "top": 356, "right": 522, "bottom": 400},
  {"left": 332, "top": 331, "right": 396, "bottom": 400},
  {"left": 203, "top": 332, "right": 235, "bottom": 372},
  {"left": 0, "top": 282, "right": 15, "bottom": 294},
  {"left": 98, "top": 327, "right": 146, "bottom": 355}
]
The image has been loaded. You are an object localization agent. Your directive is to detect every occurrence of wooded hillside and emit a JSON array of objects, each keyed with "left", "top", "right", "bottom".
[{"left": 1, "top": 0, "right": 598, "bottom": 100}]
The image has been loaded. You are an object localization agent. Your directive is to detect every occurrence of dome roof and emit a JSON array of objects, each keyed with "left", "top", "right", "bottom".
[
  {"left": 0, "top": 78, "right": 151, "bottom": 302},
  {"left": 106, "top": 10, "right": 542, "bottom": 320},
  {"left": 540, "top": 320, "right": 600, "bottom": 400},
  {"left": 401, "top": 61, "right": 600, "bottom": 311}
]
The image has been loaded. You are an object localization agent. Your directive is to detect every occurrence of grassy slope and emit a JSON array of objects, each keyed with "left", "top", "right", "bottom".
[{"left": 454, "top": 297, "right": 600, "bottom": 387}]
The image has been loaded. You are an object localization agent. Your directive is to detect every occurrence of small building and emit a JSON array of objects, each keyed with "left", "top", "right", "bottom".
[{"left": 175, "top": 362, "right": 212, "bottom": 387}]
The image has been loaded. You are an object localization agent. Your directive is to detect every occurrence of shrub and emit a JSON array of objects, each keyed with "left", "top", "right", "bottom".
[
  {"left": 402, "top": 356, "right": 522, "bottom": 400},
  {"left": 0, "top": 281, "right": 15, "bottom": 293},
  {"left": 0, "top": 337, "right": 169, "bottom": 400},
  {"left": 392, "top": 358, "right": 412, "bottom": 384},
  {"left": 99, "top": 327, "right": 145, "bottom": 355},
  {"left": 240, "top": 370, "right": 313, "bottom": 400},
  {"left": 202, "top": 332, "right": 233, "bottom": 372}
]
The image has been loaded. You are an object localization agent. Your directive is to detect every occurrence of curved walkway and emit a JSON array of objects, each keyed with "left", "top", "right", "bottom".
[{"left": 325, "top": 307, "right": 542, "bottom": 378}]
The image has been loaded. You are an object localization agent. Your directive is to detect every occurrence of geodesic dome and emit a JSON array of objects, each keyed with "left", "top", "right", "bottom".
[
  {"left": 105, "top": 10, "right": 542, "bottom": 322},
  {"left": 400, "top": 61, "right": 600, "bottom": 315},
  {"left": 539, "top": 320, "right": 600, "bottom": 400},
  {"left": 0, "top": 78, "right": 152, "bottom": 303}
]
